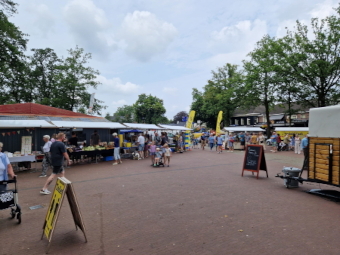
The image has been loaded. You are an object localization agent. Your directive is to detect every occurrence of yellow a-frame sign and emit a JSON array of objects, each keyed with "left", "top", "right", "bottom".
[{"left": 41, "top": 177, "right": 87, "bottom": 253}]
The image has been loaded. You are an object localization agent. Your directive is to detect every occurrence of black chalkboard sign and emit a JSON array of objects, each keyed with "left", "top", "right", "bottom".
[{"left": 242, "top": 145, "right": 268, "bottom": 179}]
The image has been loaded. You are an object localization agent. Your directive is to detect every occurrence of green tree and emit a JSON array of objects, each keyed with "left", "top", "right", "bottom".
[
  {"left": 191, "top": 64, "right": 244, "bottom": 128},
  {"left": 173, "top": 111, "right": 188, "bottom": 123},
  {"left": 28, "top": 48, "right": 63, "bottom": 105},
  {"left": 133, "top": 94, "right": 166, "bottom": 124},
  {"left": 243, "top": 35, "right": 281, "bottom": 137},
  {"left": 0, "top": 1, "right": 28, "bottom": 104},
  {"left": 278, "top": 6, "right": 340, "bottom": 107},
  {"left": 111, "top": 105, "right": 135, "bottom": 122},
  {"left": 57, "top": 46, "right": 106, "bottom": 114}
]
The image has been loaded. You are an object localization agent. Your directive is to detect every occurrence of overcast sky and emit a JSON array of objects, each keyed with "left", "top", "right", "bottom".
[{"left": 10, "top": 0, "right": 338, "bottom": 119}]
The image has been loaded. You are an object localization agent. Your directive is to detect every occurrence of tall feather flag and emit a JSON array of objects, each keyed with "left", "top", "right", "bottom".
[{"left": 216, "top": 111, "right": 223, "bottom": 134}]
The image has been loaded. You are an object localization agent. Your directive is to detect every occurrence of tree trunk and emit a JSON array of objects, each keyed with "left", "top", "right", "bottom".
[{"left": 288, "top": 90, "right": 291, "bottom": 127}]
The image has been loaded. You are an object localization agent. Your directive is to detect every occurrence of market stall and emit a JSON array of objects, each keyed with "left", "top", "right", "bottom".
[
  {"left": 119, "top": 129, "right": 142, "bottom": 153},
  {"left": 307, "top": 105, "right": 340, "bottom": 186}
]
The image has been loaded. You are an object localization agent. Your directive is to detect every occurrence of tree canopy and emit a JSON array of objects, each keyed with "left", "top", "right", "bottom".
[{"left": 133, "top": 94, "right": 168, "bottom": 124}]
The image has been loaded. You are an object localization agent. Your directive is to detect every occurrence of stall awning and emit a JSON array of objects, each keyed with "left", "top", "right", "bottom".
[
  {"left": 270, "top": 114, "right": 284, "bottom": 120},
  {"left": 158, "top": 125, "right": 192, "bottom": 131},
  {"left": 119, "top": 129, "right": 143, "bottom": 133},
  {"left": 223, "top": 126, "right": 263, "bottom": 132},
  {"left": 50, "top": 121, "right": 126, "bottom": 129},
  {"left": 0, "top": 120, "right": 56, "bottom": 128},
  {"left": 275, "top": 127, "right": 309, "bottom": 132},
  {"left": 122, "top": 123, "right": 162, "bottom": 130}
]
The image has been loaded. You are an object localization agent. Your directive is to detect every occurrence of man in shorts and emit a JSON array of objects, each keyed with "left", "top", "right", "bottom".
[
  {"left": 40, "top": 133, "right": 72, "bottom": 194},
  {"left": 200, "top": 133, "right": 206, "bottom": 150},
  {"left": 137, "top": 133, "right": 145, "bottom": 159},
  {"left": 239, "top": 132, "right": 245, "bottom": 150}
]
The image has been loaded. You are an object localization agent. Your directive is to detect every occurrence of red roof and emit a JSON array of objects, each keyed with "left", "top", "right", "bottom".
[{"left": 0, "top": 103, "right": 99, "bottom": 118}]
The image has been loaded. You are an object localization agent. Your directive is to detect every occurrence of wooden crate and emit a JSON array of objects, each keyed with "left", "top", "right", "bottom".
[{"left": 309, "top": 137, "right": 340, "bottom": 186}]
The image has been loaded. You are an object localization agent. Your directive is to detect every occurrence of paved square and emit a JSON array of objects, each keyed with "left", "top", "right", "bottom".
[{"left": 1, "top": 148, "right": 340, "bottom": 255}]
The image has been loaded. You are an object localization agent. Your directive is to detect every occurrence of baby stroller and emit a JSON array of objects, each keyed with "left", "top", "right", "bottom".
[
  {"left": 0, "top": 177, "right": 21, "bottom": 224},
  {"left": 153, "top": 154, "right": 165, "bottom": 167},
  {"left": 278, "top": 141, "right": 288, "bottom": 151}
]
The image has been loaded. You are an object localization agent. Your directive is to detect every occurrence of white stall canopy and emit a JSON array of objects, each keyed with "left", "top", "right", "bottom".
[
  {"left": 122, "top": 123, "right": 162, "bottom": 130},
  {"left": 0, "top": 120, "right": 56, "bottom": 128},
  {"left": 158, "top": 125, "right": 192, "bottom": 131},
  {"left": 50, "top": 121, "right": 126, "bottom": 129},
  {"left": 275, "top": 127, "right": 309, "bottom": 132},
  {"left": 309, "top": 105, "right": 339, "bottom": 137},
  {"left": 223, "top": 126, "right": 263, "bottom": 132}
]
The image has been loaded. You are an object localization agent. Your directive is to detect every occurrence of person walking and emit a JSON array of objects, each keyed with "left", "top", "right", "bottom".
[
  {"left": 290, "top": 134, "right": 295, "bottom": 151},
  {"left": 251, "top": 133, "right": 258, "bottom": 144},
  {"left": 216, "top": 134, "right": 224, "bottom": 154},
  {"left": 258, "top": 132, "right": 266, "bottom": 151},
  {"left": 295, "top": 135, "right": 301, "bottom": 154},
  {"left": 40, "top": 133, "right": 72, "bottom": 195},
  {"left": 112, "top": 133, "right": 122, "bottom": 165},
  {"left": 228, "top": 134, "right": 235, "bottom": 152},
  {"left": 270, "top": 132, "right": 278, "bottom": 153},
  {"left": 239, "top": 132, "right": 245, "bottom": 150},
  {"left": 200, "top": 133, "right": 206, "bottom": 150},
  {"left": 301, "top": 134, "right": 309, "bottom": 158},
  {"left": 39, "top": 135, "right": 52, "bottom": 177},
  {"left": 208, "top": 134, "right": 215, "bottom": 151},
  {"left": 276, "top": 134, "right": 282, "bottom": 151},
  {"left": 164, "top": 143, "right": 172, "bottom": 167},
  {"left": 0, "top": 142, "right": 16, "bottom": 192},
  {"left": 137, "top": 133, "right": 145, "bottom": 159}
]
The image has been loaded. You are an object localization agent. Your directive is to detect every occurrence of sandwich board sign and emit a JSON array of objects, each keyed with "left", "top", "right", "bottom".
[
  {"left": 41, "top": 177, "right": 87, "bottom": 253},
  {"left": 242, "top": 145, "right": 268, "bottom": 179}
]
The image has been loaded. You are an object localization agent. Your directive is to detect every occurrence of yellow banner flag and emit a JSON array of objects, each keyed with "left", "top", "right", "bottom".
[
  {"left": 186, "top": 110, "right": 195, "bottom": 129},
  {"left": 216, "top": 111, "right": 223, "bottom": 134}
]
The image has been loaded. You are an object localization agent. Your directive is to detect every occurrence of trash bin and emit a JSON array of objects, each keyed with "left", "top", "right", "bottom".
[{"left": 282, "top": 167, "right": 301, "bottom": 188}]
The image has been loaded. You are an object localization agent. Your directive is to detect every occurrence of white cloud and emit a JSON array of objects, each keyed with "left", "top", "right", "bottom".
[
  {"left": 120, "top": 11, "right": 178, "bottom": 61},
  {"left": 63, "top": 0, "right": 116, "bottom": 57},
  {"left": 96, "top": 75, "right": 141, "bottom": 95},
  {"left": 27, "top": 4, "right": 55, "bottom": 37},
  {"left": 112, "top": 99, "right": 128, "bottom": 105},
  {"left": 210, "top": 19, "right": 267, "bottom": 53},
  {"left": 162, "top": 87, "right": 178, "bottom": 95}
]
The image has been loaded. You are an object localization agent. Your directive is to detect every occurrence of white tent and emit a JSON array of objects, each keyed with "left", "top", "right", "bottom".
[
  {"left": 309, "top": 105, "right": 340, "bottom": 137},
  {"left": 223, "top": 126, "right": 263, "bottom": 132},
  {"left": 0, "top": 120, "right": 56, "bottom": 128},
  {"left": 122, "top": 123, "right": 162, "bottom": 130},
  {"left": 157, "top": 124, "right": 191, "bottom": 131},
  {"left": 275, "top": 127, "right": 309, "bottom": 132},
  {"left": 50, "top": 121, "right": 126, "bottom": 129}
]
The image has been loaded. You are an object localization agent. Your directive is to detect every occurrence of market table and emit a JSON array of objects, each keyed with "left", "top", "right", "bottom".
[
  {"left": 9, "top": 155, "right": 36, "bottom": 163},
  {"left": 68, "top": 149, "right": 114, "bottom": 164},
  {"left": 9, "top": 155, "right": 37, "bottom": 172}
]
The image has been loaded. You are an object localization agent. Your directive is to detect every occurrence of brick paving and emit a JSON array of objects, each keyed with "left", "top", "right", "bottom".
[{"left": 1, "top": 147, "right": 340, "bottom": 255}]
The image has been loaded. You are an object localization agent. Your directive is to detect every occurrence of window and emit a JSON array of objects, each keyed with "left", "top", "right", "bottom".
[
  {"left": 301, "top": 114, "right": 306, "bottom": 119},
  {"left": 247, "top": 118, "right": 251, "bottom": 125},
  {"left": 235, "top": 119, "right": 239, "bottom": 125},
  {"left": 241, "top": 118, "right": 244, "bottom": 125},
  {"left": 291, "top": 115, "right": 297, "bottom": 119}
]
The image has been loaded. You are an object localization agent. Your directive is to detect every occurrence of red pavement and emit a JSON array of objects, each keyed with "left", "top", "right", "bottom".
[{"left": 1, "top": 148, "right": 340, "bottom": 255}]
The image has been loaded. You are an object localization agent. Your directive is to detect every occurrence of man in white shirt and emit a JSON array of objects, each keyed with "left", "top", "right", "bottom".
[{"left": 137, "top": 133, "right": 145, "bottom": 159}]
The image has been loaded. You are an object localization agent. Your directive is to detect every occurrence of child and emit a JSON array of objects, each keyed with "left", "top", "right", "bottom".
[
  {"left": 164, "top": 144, "right": 172, "bottom": 167},
  {"left": 144, "top": 141, "right": 150, "bottom": 158},
  {"left": 154, "top": 148, "right": 162, "bottom": 166},
  {"left": 149, "top": 141, "right": 156, "bottom": 166}
]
